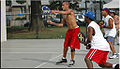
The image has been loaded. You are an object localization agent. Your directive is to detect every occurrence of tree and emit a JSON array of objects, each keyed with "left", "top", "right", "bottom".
[{"left": 30, "top": 1, "right": 44, "bottom": 32}]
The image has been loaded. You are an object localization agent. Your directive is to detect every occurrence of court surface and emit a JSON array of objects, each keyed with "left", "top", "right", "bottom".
[{"left": 1, "top": 39, "right": 119, "bottom": 68}]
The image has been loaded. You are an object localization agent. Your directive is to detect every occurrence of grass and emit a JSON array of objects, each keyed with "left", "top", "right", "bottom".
[{"left": 7, "top": 26, "right": 86, "bottom": 39}]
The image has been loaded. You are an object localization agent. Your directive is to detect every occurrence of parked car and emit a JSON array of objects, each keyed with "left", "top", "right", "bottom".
[
  {"left": 75, "top": 14, "right": 86, "bottom": 26},
  {"left": 43, "top": 14, "right": 61, "bottom": 27}
]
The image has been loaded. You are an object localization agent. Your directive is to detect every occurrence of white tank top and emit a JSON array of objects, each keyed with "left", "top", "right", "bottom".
[
  {"left": 102, "top": 15, "right": 116, "bottom": 37},
  {"left": 88, "top": 21, "right": 111, "bottom": 51}
]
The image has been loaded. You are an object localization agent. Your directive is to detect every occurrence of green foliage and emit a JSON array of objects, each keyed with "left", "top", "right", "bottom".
[
  {"left": 7, "top": 27, "right": 87, "bottom": 39},
  {"left": 7, "top": 26, "right": 25, "bottom": 33},
  {"left": 15, "top": 17, "right": 26, "bottom": 20},
  {"left": 15, "top": 17, "right": 21, "bottom": 20}
]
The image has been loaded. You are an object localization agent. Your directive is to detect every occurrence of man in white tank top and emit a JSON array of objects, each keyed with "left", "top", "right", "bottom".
[
  {"left": 101, "top": 8, "right": 117, "bottom": 59},
  {"left": 82, "top": 11, "right": 119, "bottom": 69},
  {"left": 109, "top": 10, "right": 119, "bottom": 45}
]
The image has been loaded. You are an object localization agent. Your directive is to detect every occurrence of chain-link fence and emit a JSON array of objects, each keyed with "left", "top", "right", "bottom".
[{"left": 6, "top": 0, "right": 91, "bottom": 39}]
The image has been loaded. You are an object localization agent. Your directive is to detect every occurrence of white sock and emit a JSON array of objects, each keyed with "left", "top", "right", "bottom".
[
  {"left": 62, "top": 57, "right": 66, "bottom": 59},
  {"left": 112, "top": 64, "right": 117, "bottom": 68},
  {"left": 113, "top": 53, "right": 117, "bottom": 55}
]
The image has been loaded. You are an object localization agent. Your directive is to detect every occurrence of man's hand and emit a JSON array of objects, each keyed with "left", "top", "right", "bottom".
[
  {"left": 47, "top": 20, "right": 53, "bottom": 24},
  {"left": 86, "top": 44, "right": 91, "bottom": 49},
  {"left": 98, "top": 21, "right": 104, "bottom": 29},
  {"left": 100, "top": 24, "right": 104, "bottom": 29},
  {"left": 51, "top": 10, "right": 56, "bottom": 14},
  {"left": 83, "top": 42, "right": 91, "bottom": 49}
]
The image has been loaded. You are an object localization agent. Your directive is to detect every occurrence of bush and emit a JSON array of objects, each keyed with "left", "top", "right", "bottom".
[
  {"left": 15, "top": 17, "right": 26, "bottom": 20},
  {"left": 7, "top": 26, "right": 25, "bottom": 33}
]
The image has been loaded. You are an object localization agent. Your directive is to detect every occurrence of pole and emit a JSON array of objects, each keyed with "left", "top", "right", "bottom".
[
  {"left": 26, "top": 0, "right": 29, "bottom": 22},
  {"left": 100, "top": 0, "right": 102, "bottom": 20},
  {"left": 85, "top": 0, "right": 88, "bottom": 37},
  {"left": 85, "top": 0, "right": 87, "bottom": 12},
  {"left": 36, "top": 1, "right": 39, "bottom": 39}
]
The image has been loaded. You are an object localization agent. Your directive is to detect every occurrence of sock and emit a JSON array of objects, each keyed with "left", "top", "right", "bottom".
[
  {"left": 62, "top": 57, "right": 66, "bottom": 59},
  {"left": 112, "top": 64, "right": 117, "bottom": 68},
  {"left": 113, "top": 53, "right": 117, "bottom": 55}
]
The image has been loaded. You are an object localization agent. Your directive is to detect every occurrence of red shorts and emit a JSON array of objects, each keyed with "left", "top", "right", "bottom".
[
  {"left": 64, "top": 27, "right": 80, "bottom": 49},
  {"left": 86, "top": 49, "right": 109, "bottom": 65}
]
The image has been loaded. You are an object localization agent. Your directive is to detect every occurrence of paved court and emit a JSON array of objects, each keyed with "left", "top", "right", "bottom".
[{"left": 1, "top": 39, "right": 119, "bottom": 68}]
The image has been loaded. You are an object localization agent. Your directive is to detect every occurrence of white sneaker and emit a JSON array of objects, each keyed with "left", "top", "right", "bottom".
[
  {"left": 117, "top": 53, "right": 119, "bottom": 58},
  {"left": 68, "top": 60, "right": 75, "bottom": 67},
  {"left": 69, "top": 60, "right": 75, "bottom": 65},
  {"left": 109, "top": 54, "right": 117, "bottom": 59}
]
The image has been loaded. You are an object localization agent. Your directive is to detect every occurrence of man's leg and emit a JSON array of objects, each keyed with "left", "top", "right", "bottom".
[
  {"left": 84, "top": 57, "right": 93, "bottom": 69},
  {"left": 56, "top": 47, "right": 68, "bottom": 64},
  {"left": 71, "top": 48, "right": 75, "bottom": 60},
  {"left": 106, "top": 37, "right": 117, "bottom": 59},
  {"left": 108, "top": 41, "right": 117, "bottom": 59},
  {"left": 99, "top": 62, "right": 112, "bottom": 68},
  {"left": 108, "top": 41, "right": 116, "bottom": 54},
  {"left": 99, "top": 62, "right": 119, "bottom": 69},
  {"left": 63, "top": 47, "right": 68, "bottom": 58},
  {"left": 68, "top": 48, "right": 75, "bottom": 65}
]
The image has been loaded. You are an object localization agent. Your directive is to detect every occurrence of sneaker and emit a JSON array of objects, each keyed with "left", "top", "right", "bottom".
[
  {"left": 109, "top": 54, "right": 117, "bottom": 59},
  {"left": 56, "top": 58, "right": 67, "bottom": 64},
  {"left": 69, "top": 60, "right": 75, "bottom": 65},
  {"left": 117, "top": 53, "right": 119, "bottom": 59},
  {"left": 114, "top": 64, "right": 119, "bottom": 69}
]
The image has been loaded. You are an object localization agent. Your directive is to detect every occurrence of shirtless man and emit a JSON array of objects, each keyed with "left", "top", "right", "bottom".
[{"left": 47, "top": 2, "right": 80, "bottom": 65}]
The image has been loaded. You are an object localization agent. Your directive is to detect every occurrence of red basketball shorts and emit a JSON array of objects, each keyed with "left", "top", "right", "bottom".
[
  {"left": 64, "top": 27, "right": 80, "bottom": 49},
  {"left": 86, "top": 49, "right": 109, "bottom": 65}
]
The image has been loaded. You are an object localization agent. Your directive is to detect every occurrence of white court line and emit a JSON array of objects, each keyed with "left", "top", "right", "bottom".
[
  {"left": 1, "top": 52, "right": 88, "bottom": 54},
  {"left": 35, "top": 54, "right": 63, "bottom": 68},
  {"left": 1, "top": 52, "right": 60, "bottom": 54}
]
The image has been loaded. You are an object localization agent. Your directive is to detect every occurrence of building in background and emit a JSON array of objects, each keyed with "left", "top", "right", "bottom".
[{"left": 6, "top": 0, "right": 31, "bottom": 26}]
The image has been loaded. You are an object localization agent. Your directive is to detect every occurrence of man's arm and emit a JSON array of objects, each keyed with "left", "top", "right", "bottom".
[
  {"left": 51, "top": 10, "right": 72, "bottom": 15},
  {"left": 84, "top": 27, "right": 94, "bottom": 45},
  {"left": 115, "top": 16, "right": 119, "bottom": 25},
  {"left": 47, "top": 18, "right": 65, "bottom": 27},
  {"left": 104, "top": 18, "right": 113, "bottom": 29}
]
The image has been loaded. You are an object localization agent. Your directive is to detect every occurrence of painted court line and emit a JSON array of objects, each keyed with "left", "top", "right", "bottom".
[
  {"left": 1, "top": 52, "right": 60, "bottom": 54},
  {"left": 1, "top": 52, "right": 88, "bottom": 54},
  {"left": 35, "top": 54, "right": 63, "bottom": 68}
]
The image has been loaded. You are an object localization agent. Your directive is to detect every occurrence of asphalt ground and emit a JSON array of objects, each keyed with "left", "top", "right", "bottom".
[{"left": 1, "top": 39, "right": 119, "bottom": 68}]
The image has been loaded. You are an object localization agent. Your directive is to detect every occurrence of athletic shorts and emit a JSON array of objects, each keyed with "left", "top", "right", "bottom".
[
  {"left": 86, "top": 49, "right": 109, "bottom": 65},
  {"left": 64, "top": 27, "right": 80, "bottom": 49},
  {"left": 105, "top": 36, "right": 114, "bottom": 42}
]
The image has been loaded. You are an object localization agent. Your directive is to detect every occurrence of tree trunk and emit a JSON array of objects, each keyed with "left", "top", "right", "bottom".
[{"left": 30, "top": 1, "right": 44, "bottom": 32}]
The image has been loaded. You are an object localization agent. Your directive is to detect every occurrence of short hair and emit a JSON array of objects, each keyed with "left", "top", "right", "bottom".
[
  {"left": 63, "top": 1, "right": 70, "bottom": 6},
  {"left": 102, "top": 8, "right": 110, "bottom": 13},
  {"left": 109, "top": 10, "right": 116, "bottom": 15}
]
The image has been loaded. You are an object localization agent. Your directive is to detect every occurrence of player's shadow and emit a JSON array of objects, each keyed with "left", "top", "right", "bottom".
[{"left": 22, "top": 58, "right": 68, "bottom": 66}]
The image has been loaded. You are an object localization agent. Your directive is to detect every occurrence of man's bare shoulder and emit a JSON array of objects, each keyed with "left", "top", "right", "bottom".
[
  {"left": 68, "top": 9, "right": 74, "bottom": 15},
  {"left": 68, "top": 9, "right": 74, "bottom": 12}
]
